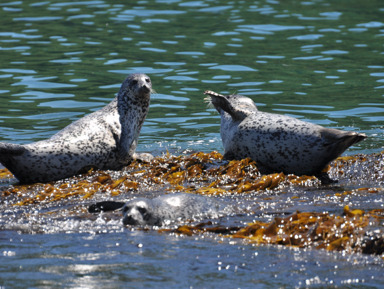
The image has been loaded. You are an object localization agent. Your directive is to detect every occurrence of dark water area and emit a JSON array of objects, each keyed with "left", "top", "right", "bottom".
[
  {"left": 2, "top": 230, "right": 384, "bottom": 289},
  {"left": 1, "top": 0, "right": 384, "bottom": 288}
]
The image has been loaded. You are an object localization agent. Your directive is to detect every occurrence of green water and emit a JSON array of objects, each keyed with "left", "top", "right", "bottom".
[
  {"left": 1, "top": 1, "right": 384, "bottom": 288},
  {"left": 0, "top": 0, "right": 383, "bottom": 154}
]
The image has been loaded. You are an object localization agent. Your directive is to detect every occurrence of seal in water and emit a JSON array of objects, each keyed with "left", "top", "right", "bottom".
[
  {"left": 0, "top": 73, "right": 152, "bottom": 183},
  {"left": 122, "top": 193, "right": 223, "bottom": 226},
  {"left": 204, "top": 90, "right": 367, "bottom": 178}
]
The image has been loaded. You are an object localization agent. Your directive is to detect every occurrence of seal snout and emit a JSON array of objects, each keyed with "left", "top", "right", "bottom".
[
  {"left": 122, "top": 199, "right": 155, "bottom": 226},
  {"left": 122, "top": 206, "right": 142, "bottom": 225},
  {"left": 121, "top": 73, "right": 153, "bottom": 98},
  {"left": 123, "top": 213, "right": 140, "bottom": 225},
  {"left": 135, "top": 74, "right": 152, "bottom": 95},
  {"left": 140, "top": 80, "right": 151, "bottom": 94}
]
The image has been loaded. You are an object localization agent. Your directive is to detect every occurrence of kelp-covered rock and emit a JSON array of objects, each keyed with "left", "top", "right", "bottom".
[
  {"left": 165, "top": 207, "right": 384, "bottom": 256},
  {"left": 0, "top": 151, "right": 383, "bottom": 256},
  {"left": 328, "top": 152, "right": 384, "bottom": 185},
  {"left": 0, "top": 151, "right": 321, "bottom": 205}
]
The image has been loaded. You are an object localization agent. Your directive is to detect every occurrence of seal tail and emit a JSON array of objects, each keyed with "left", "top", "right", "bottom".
[
  {"left": 0, "top": 143, "right": 26, "bottom": 180},
  {"left": 321, "top": 129, "right": 367, "bottom": 156},
  {"left": 0, "top": 142, "right": 26, "bottom": 156}
]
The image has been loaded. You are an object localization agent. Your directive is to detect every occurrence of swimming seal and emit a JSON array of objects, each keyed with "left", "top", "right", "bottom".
[
  {"left": 204, "top": 90, "right": 367, "bottom": 178},
  {"left": 0, "top": 73, "right": 152, "bottom": 183},
  {"left": 122, "top": 193, "right": 222, "bottom": 226}
]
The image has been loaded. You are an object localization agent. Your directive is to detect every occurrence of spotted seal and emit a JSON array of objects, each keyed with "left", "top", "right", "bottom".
[
  {"left": 0, "top": 73, "right": 152, "bottom": 183},
  {"left": 204, "top": 90, "right": 367, "bottom": 178},
  {"left": 121, "top": 193, "right": 223, "bottom": 226}
]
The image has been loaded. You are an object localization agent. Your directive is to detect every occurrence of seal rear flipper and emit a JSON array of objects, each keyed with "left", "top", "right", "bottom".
[
  {"left": 88, "top": 201, "right": 126, "bottom": 213},
  {"left": 0, "top": 142, "right": 26, "bottom": 156},
  {"left": 321, "top": 129, "right": 367, "bottom": 156}
]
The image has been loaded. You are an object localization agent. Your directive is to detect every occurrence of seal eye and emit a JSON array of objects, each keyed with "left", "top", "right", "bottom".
[
  {"left": 145, "top": 78, "right": 150, "bottom": 83},
  {"left": 131, "top": 79, "right": 138, "bottom": 86},
  {"left": 138, "top": 207, "right": 147, "bottom": 215}
]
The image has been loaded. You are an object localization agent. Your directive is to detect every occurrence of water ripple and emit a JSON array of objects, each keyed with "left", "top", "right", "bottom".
[
  {"left": 209, "top": 65, "right": 257, "bottom": 72},
  {"left": 12, "top": 76, "right": 77, "bottom": 89},
  {"left": 1, "top": 0, "right": 384, "bottom": 287},
  {"left": 237, "top": 24, "right": 306, "bottom": 34}
]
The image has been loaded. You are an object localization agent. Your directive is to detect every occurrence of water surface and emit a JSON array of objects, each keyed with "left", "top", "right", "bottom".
[{"left": 1, "top": 0, "right": 384, "bottom": 288}]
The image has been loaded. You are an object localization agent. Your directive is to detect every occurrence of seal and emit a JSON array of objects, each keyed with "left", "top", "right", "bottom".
[
  {"left": 204, "top": 90, "right": 367, "bottom": 178},
  {"left": 122, "top": 193, "right": 223, "bottom": 226},
  {"left": 0, "top": 73, "right": 152, "bottom": 183}
]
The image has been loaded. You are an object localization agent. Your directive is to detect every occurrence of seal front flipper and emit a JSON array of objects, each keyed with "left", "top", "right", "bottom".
[
  {"left": 116, "top": 119, "right": 138, "bottom": 165},
  {"left": 88, "top": 201, "right": 126, "bottom": 213},
  {"left": 204, "top": 90, "right": 256, "bottom": 122},
  {"left": 117, "top": 139, "right": 134, "bottom": 165},
  {"left": 204, "top": 90, "right": 245, "bottom": 120}
]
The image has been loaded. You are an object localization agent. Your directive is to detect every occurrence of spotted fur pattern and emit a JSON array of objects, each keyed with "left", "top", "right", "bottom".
[
  {"left": 0, "top": 73, "right": 152, "bottom": 183},
  {"left": 205, "top": 90, "right": 367, "bottom": 176}
]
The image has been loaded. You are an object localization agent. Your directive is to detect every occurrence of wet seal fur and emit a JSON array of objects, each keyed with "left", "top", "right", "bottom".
[
  {"left": 204, "top": 90, "right": 367, "bottom": 178},
  {"left": 122, "top": 193, "right": 223, "bottom": 226},
  {"left": 0, "top": 73, "right": 152, "bottom": 183}
]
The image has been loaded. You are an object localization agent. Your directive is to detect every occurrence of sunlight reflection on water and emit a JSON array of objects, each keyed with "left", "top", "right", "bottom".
[{"left": 1, "top": 0, "right": 384, "bottom": 287}]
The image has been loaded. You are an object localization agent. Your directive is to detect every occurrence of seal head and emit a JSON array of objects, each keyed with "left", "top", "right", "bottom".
[{"left": 122, "top": 198, "right": 160, "bottom": 226}]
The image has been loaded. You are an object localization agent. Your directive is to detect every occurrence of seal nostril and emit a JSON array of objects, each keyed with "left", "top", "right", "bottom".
[
  {"left": 123, "top": 215, "right": 135, "bottom": 225},
  {"left": 141, "top": 85, "right": 150, "bottom": 93}
]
